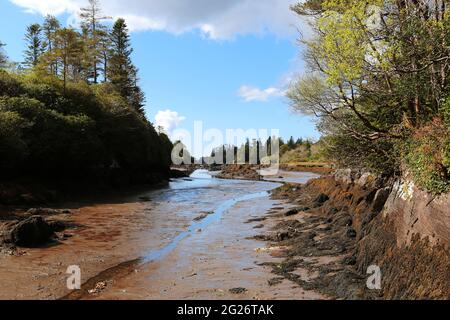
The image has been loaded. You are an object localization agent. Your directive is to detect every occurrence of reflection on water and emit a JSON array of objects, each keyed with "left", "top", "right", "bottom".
[
  {"left": 168, "top": 169, "right": 215, "bottom": 190},
  {"left": 143, "top": 190, "right": 269, "bottom": 263}
]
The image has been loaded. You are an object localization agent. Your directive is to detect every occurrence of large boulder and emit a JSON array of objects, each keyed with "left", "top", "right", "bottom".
[{"left": 7, "top": 216, "right": 55, "bottom": 247}]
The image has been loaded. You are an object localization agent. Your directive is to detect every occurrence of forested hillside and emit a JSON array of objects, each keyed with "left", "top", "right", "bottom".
[{"left": 0, "top": 1, "right": 173, "bottom": 186}]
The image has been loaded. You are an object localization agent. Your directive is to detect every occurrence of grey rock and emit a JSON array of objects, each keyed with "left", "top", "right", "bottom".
[{"left": 6, "top": 216, "right": 55, "bottom": 247}]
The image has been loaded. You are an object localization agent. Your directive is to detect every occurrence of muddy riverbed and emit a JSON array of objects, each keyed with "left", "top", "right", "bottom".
[{"left": 0, "top": 170, "right": 325, "bottom": 300}]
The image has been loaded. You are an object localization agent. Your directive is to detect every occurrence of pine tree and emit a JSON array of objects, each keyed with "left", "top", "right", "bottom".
[
  {"left": 109, "top": 19, "right": 133, "bottom": 93},
  {"left": 42, "top": 15, "right": 60, "bottom": 75},
  {"left": 129, "top": 65, "right": 146, "bottom": 114},
  {"left": 287, "top": 136, "right": 296, "bottom": 150},
  {"left": 23, "top": 23, "right": 44, "bottom": 68},
  {"left": 53, "top": 28, "right": 84, "bottom": 91},
  {"left": 79, "top": 0, "right": 110, "bottom": 84},
  {"left": 109, "top": 18, "right": 145, "bottom": 113}
]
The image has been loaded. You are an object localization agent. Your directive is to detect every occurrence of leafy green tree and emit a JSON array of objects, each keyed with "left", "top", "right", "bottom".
[
  {"left": 52, "top": 28, "right": 85, "bottom": 91},
  {"left": 23, "top": 23, "right": 44, "bottom": 68}
]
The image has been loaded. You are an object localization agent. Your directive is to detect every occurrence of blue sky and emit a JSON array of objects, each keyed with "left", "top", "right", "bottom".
[{"left": 0, "top": 0, "right": 319, "bottom": 156}]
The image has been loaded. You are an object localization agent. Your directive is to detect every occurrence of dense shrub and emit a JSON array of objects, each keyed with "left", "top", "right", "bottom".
[
  {"left": 0, "top": 71, "right": 25, "bottom": 97},
  {"left": 0, "top": 110, "right": 29, "bottom": 168},
  {"left": 323, "top": 134, "right": 400, "bottom": 177}
]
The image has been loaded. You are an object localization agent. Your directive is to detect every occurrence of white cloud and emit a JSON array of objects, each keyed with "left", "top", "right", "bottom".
[
  {"left": 10, "top": 0, "right": 80, "bottom": 15},
  {"left": 9, "top": 0, "right": 303, "bottom": 40},
  {"left": 154, "top": 109, "right": 186, "bottom": 134},
  {"left": 237, "top": 85, "right": 285, "bottom": 102}
]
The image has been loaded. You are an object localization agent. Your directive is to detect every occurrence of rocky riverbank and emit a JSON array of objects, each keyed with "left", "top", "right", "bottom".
[{"left": 256, "top": 170, "right": 449, "bottom": 299}]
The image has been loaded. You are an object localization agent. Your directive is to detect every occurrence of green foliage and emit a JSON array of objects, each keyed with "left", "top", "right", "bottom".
[
  {"left": 0, "top": 70, "right": 25, "bottom": 96},
  {"left": 108, "top": 18, "right": 144, "bottom": 113},
  {"left": 79, "top": 0, "right": 110, "bottom": 84},
  {"left": 23, "top": 23, "right": 44, "bottom": 68},
  {"left": 279, "top": 138, "right": 324, "bottom": 163},
  {"left": 442, "top": 97, "right": 450, "bottom": 128},
  {"left": 42, "top": 15, "right": 61, "bottom": 76},
  {"left": 0, "top": 110, "right": 29, "bottom": 168},
  {"left": 324, "top": 134, "right": 399, "bottom": 176}
]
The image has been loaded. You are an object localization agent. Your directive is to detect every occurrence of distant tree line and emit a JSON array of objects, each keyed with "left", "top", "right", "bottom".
[{"left": 197, "top": 136, "right": 316, "bottom": 165}]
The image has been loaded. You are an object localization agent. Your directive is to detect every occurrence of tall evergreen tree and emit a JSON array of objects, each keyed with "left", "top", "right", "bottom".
[
  {"left": 23, "top": 23, "right": 43, "bottom": 68},
  {"left": 42, "top": 15, "right": 61, "bottom": 75},
  {"left": 109, "top": 18, "right": 145, "bottom": 113},
  {"left": 108, "top": 18, "right": 133, "bottom": 93},
  {"left": 52, "top": 28, "right": 84, "bottom": 91},
  {"left": 79, "top": 0, "right": 110, "bottom": 84},
  {"left": 129, "top": 65, "right": 146, "bottom": 114},
  {"left": 287, "top": 136, "right": 296, "bottom": 150}
]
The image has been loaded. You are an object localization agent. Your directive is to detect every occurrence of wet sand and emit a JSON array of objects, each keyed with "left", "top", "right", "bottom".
[{"left": 0, "top": 170, "right": 325, "bottom": 300}]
